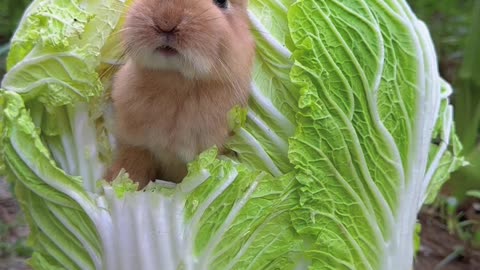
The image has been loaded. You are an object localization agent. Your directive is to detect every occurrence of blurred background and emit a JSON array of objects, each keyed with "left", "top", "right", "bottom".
[{"left": 0, "top": 0, "right": 479, "bottom": 269}]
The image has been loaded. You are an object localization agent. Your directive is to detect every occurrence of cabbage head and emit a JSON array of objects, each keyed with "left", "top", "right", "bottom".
[{"left": 0, "top": 0, "right": 465, "bottom": 269}]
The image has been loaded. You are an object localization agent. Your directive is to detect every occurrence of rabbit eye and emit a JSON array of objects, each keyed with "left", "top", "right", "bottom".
[{"left": 214, "top": 0, "right": 228, "bottom": 9}]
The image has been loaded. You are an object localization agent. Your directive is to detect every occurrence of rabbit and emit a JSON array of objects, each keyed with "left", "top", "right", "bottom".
[{"left": 104, "top": 0, "right": 256, "bottom": 189}]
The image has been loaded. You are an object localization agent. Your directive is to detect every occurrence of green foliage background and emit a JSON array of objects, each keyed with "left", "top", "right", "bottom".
[{"left": 0, "top": 0, "right": 31, "bottom": 37}]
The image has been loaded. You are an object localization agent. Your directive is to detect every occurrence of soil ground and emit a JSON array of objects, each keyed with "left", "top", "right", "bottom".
[
  {"left": 414, "top": 205, "right": 480, "bottom": 270},
  {"left": 0, "top": 180, "right": 30, "bottom": 270}
]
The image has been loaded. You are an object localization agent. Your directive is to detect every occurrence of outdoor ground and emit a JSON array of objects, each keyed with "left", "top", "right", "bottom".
[
  {"left": 0, "top": 180, "right": 29, "bottom": 270},
  {"left": 415, "top": 203, "right": 480, "bottom": 269}
]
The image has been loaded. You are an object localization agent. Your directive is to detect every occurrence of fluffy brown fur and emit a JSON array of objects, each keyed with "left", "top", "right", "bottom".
[{"left": 104, "top": 0, "right": 255, "bottom": 188}]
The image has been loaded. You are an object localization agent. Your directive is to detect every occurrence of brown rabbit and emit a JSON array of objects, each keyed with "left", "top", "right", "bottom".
[{"left": 104, "top": 0, "right": 255, "bottom": 188}]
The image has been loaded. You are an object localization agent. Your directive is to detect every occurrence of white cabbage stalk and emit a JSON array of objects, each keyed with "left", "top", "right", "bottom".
[{"left": 0, "top": 0, "right": 465, "bottom": 269}]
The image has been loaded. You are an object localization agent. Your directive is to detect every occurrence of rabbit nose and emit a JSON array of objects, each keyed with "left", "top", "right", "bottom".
[
  {"left": 154, "top": 23, "right": 178, "bottom": 35},
  {"left": 157, "top": 24, "right": 177, "bottom": 34}
]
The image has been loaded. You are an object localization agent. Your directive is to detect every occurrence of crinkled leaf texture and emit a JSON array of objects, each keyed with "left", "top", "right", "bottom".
[{"left": 0, "top": 0, "right": 463, "bottom": 270}]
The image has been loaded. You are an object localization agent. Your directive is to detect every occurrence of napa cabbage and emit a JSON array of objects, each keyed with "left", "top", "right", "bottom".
[{"left": 0, "top": 0, "right": 464, "bottom": 269}]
